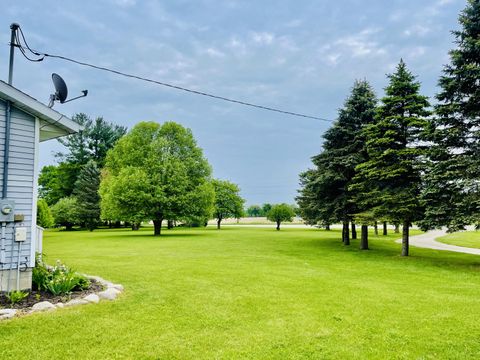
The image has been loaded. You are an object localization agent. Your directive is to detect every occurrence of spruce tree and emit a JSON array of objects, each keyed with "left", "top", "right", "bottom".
[
  {"left": 74, "top": 160, "right": 101, "bottom": 231},
  {"left": 420, "top": 0, "right": 480, "bottom": 232},
  {"left": 350, "top": 60, "right": 430, "bottom": 256},
  {"left": 297, "top": 80, "right": 377, "bottom": 244}
]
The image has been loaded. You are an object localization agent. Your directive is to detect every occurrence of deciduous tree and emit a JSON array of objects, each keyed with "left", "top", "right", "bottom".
[
  {"left": 267, "top": 203, "right": 295, "bottom": 230},
  {"left": 100, "top": 121, "right": 214, "bottom": 236},
  {"left": 212, "top": 179, "right": 245, "bottom": 229},
  {"left": 51, "top": 197, "right": 80, "bottom": 231},
  {"left": 246, "top": 205, "right": 262, "bottom": 217}
]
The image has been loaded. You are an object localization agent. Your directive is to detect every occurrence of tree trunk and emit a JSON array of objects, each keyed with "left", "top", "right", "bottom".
[
  {"left": 167, "top": 220, "right": 174, "bottom": 229},
  {"left": 402, "top": 220, "right": 409, "bottom": 256},
  {"left": 153, "top": 219, "right": 163, "bottom": 236},
  {"left": 325, "top": 224, "right": 330, "bottom": 231},
  {"left": 114, "top": 221, "right": 121, "bottom": 228},
  {"left": 217, "top": 218, "right": 222, "bottom": 229},
  {"left": 383, "top": 221, "right": 388, "bottom": 235},
  {"left": 124, "top": 221, "right": 131, "bottom": 228},
  {"left": 360, "top": 225, "right": 368, "bottom": 250},
  {"left": 351, "top": 222, "right": 357, "bottom": 240},
  {"left": 342, "top": 221, "right": 350, "bottom": 245},
  {"left": 131, "top": 222, "right": 140, "bottom": 231},
  {"left": 276, "top": 221, "right": 281, "bottom": 230},
  {"left": 374, "top": 221, "right": 378, "bottom": 235},
  {"left": 394, "top": 223, "right": 400, "bottom": 233},
  {"left": 65, "top": 223, "right": 73, "bottom": 231}
]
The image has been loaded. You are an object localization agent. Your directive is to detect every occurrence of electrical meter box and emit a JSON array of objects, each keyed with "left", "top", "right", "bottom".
[
  {"left": 15, "top": 227, "right": 27, "bottom": 242},
  {"left": 0, "top": 200, "right": 15, "bottom": 222}
]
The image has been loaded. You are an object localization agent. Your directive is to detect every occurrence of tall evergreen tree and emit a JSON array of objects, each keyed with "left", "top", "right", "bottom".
[
  {"left": 350, "top": 60, "right": 430, "bottom": 256},
  {"left": 297, "top": 80, "right": 377, "bottom": 244},
  {"left": 420, "top": 0, "right": 480, "bottom": 232},
  {"left": 57, "top": 113, "right": 127, "bottom": 166},
  {"left": 74, "top": 160, "right": 101, "bottom": 231}
]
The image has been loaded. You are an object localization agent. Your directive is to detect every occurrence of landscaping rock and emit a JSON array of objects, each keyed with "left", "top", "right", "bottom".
[
  {"left": 55, "top": 303, "right": 64, "bottom": 308},
  {"left": 87, "top": 275, "right": 105, "bottom": 283},
  {"left": 65, "top": 299, "right": 89, "bottom": 307},
  {"left": 31, "top": 301, "right": 56, "bottom": 312},
  {"left": 0, "top": 308, "right": 17, "bottom": 320},
  {"left": 111, "top": 284, "right": 124, "bottom": 291},
  {"left": 98, "top": 288, "right": 119, "bottom": 300},
  {"left": 87, "top": 275, "right": 110, "bottom": 287},
  {"left": 84, "top": 294, "right": 100, "bottom": 303}
]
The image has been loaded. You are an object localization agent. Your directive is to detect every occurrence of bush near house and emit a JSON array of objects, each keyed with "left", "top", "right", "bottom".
[{"left": 37, "top": 198, "right": 54, "bottom": 228}]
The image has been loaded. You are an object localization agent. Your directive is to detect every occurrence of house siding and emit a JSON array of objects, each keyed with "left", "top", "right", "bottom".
[{"left": 0, "top": 99, "right": 35, "bottom": 289}]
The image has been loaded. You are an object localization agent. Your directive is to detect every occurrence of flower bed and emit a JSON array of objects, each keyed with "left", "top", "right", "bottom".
[{"left": 0, "top": 256, "right": 123, "bottom": 320}]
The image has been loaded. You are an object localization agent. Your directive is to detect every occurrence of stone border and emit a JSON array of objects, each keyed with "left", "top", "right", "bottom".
[{"left": 0, "top": 275, "right": 123, "bottom": 321}]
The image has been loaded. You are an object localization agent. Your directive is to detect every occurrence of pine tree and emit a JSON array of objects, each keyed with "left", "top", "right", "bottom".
[
  {"left": 297, "top": 80, "right": 377, "bottom": 244},
  {"left": 74, "top": 160, "right": 101, "bottom": 231},
  {"left": 420, "top": 0, "right": 480, "bottom": 232},
  {"left": 350, "top": 60, "right": 430, "bottom": 256}
]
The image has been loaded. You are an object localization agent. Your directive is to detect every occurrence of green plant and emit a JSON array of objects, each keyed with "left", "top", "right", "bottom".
[
  {"left": 6, "top": 290, "right": 29, "bottom": 305},
  {"left": 45, "top": 273, "right": 79, "bottom": 296},
  {"left": 73, "top": 274, "right": 91, "bottom": 291},
  {"left": 32, "top": 253, "right": 50, "bottom": 291},
  {"left": 32, "top": 254, "right": 91, "bottom": 295}
]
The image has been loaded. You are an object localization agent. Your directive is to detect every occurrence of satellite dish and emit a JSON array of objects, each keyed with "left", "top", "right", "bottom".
[
  {"left": 48, "top": 73, "right": 88, "bottom": 108},
  {"left": 52, "top": 73, "right": 68, "bottom": 103}
]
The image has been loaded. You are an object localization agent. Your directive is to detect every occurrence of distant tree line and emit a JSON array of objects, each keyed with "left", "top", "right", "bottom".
[
  {"left": 245, "top": 204, "right": 273, "bottom": 217},
  {"left": 297, "top": 1, "right": 480, "bottom": 256}
]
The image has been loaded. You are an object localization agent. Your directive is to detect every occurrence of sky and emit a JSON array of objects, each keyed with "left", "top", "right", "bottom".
[{"left": 0, "top": 0, "right": 466, "bottom": 206}]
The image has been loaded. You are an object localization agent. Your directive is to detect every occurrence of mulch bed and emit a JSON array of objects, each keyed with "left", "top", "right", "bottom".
[{"left": 0, "top": 280, "right": 104, "bottom": 310}]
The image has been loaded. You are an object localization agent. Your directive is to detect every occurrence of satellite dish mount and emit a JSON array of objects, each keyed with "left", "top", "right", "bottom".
[{"left": 48, "top": 73, "right": 88, "bottom": 108}]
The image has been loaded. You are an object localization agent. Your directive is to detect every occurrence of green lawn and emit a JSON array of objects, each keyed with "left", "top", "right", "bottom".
[
  {"left": 1, "top": 226, "right": 480, "bottom": 359},
  {"left": 437, "top": 231, "right": 480, "bottom": 249}
]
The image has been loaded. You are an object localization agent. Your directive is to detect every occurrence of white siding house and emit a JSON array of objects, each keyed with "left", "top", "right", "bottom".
[{"left": 0, "top": 80, "right": 81, "bottom": 291}]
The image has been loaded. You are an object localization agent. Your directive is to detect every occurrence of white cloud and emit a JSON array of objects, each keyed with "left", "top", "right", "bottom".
[
  {"left": 285, "top": 19, "right": 303, "bottom": 28},
  {"left": 404, "top": 24, "right": 431, "bottom": 37},
  {"left": 409, "top": 46, "right": 427, "bottom": 58},
  {"left": 326, "top": 53, "right": 341, "bottom": 66},
  {"left": 205, "top": 47, "right": 226, "bottom": 58},
  {"left": 110, "top": 0, "right": 137, "bottom": 7},
  {"left": 334, "top": 28, "right": 387, "bottom": 58},
  {"left": 251, "top": 32, "right": 275, "bottom": 45},
  {"left": 226, "top": 37, "right": 248, "bottom": 56},
  {"left": 437, "top": 0, "right": 455, "bottom": 6}
]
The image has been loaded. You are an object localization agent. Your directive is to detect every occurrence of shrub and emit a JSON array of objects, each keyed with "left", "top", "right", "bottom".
[
  {"left": 6, "top": 290, "right": 29, "bottom": 305},
  {"left": 37, "top": 198, "right": 55, "bottom": 228},
  {"left": 51, "top": 197, "right": 80, "bottom": 230}
]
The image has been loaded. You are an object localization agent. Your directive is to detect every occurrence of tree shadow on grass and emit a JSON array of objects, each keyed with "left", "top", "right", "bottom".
[
  {"left": 295, "top": 231, "right": 480, "bottom": 272},
  {"left": 112, "top": 230, "right": 209, "bottom": 239}
]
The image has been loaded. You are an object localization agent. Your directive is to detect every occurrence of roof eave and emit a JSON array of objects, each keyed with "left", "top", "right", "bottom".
[{"left": 0, "top": 80, "right": 83, "bottom": 138}]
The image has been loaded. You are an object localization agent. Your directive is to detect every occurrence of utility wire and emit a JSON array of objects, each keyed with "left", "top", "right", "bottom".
[{"left": 12, "top": 26, "right": 333, "bottom": 123}]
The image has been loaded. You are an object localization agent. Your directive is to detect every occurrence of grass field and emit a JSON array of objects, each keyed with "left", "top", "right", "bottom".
[
  {"left": 437, "top": 230, "right": 480, "bottom": 249},
  {"left": 1, "top": 226, "right": 480, "bottom": 359}
]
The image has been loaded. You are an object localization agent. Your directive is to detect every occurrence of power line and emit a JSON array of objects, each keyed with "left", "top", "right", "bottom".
[{"left": 12, "top": 26, "right": 333, "bottom": 123}]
